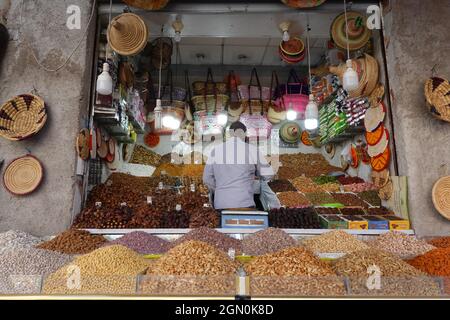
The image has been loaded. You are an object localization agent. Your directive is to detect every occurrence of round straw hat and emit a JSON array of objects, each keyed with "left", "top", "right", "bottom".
[
  {"left": 122, "top": 0, "right": 169, "bottom": 10},
  {"left": 3, "top": 155, "right": 44, "bottom": 196},
  {"left": 331, "top": 11, "right": 372, "bottom": 51},
  {"left": 107, "top": 13, "right": 149, "bottom": 56},
  {"left": 281, "top": 0, "right": 327, "bottom": 8},
  {"left": 432, "top": 176, "right": 450, "bottom": 220}
]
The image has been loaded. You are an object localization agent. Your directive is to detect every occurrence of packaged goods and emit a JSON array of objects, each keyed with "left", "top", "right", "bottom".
[
  {"left": 269, "top": 207, "right": 321, "bottom": 229},
  {"left": 36, "top": 230, "right": 107, "bottom": 254},
  {"left": 242, "top": 228, "right": 296, "bottom": 256},
  {"left": 302, "top": 230, "right": 369, "bottom": 253},
  {"left": 330, "top": 193, "right": 368, "bottom": 207},
  {"left": 0, "top": 247, "right": 72, "bottom": 294},
  {"left": 277, "top": 191, "right": 311, "bottom": 208},
  {"left": 129, "top": 145, "right": 161, "bottom": 167},
  {"left": 43, "top": 245, "right": 150, "bottom": 295},
  {"left": 290, "top": 176, "right": 324, "bottom": 193},
  {"left": 141, "top": 241, "right": 238, "bottom": 296},
  {"left": 104, "top": 232, "right": 169, "bottom": 254},
  {"left": 169, "top": 228, "right": 241, "bottom": 254},
  {"left": 367, "top": 231, "right": 436, "bottom": 259}
]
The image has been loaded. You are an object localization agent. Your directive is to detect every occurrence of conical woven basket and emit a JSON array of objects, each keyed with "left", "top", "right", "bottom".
[
  {"left": 432, "top": 176, "right": 450, "bottom": 220},
  {"left": 0, "top": 94, "right": 47, "bottom": 141},
  {"left": 122, "top": 0, "right": 169, "bottom": 10},
  {"left": 3, "top": 155, "right": 44, "bottom": 196},
  {"left": 424, "top": 77, "right": 450, "bottom": 122},
  {"left": 107, "top": 13, "right": 149, "bottom": 56}
]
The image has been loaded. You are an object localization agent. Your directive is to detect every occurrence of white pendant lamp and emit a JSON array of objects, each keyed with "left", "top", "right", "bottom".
[
  {"left": 96, "top": 62, "right": 113, "bottom": 95},
  {"left": 162, "top": 114, "right": 181, "bottom": 130},
  {"left": 279, "top": 21, "right": 291, "bottom": 42},
  {"left": 216, "top": 112, "right": 228, "bottom": 126},
  {"left": 286, "top": 102, "right": 297, "bottom": 121},
  {"left": 304, "top": 20, "right": 319, "bottom": 130},
  {"left": 342, "top": 0, "right": 359, "bottom": 91}
]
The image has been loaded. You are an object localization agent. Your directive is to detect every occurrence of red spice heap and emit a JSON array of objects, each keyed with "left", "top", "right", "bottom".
[{"left": 428, "top": 237, "right": 450, "bottom": 249}]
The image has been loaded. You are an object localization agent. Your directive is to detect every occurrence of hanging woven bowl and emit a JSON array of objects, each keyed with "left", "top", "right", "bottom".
[
  {"left": 280, "top": 37, "right": 305, "bottom": 56},
  {"left": 3, "top": 155, "right": 44, "bottom": 196},
  {"left": 107, "top": 13, "right": 149, "bottom": 56},
  {"left": 331, "top": 11, "right": 372, "bottom": 51},
  {"left": 432, "top": 176, "right": 450, "bottom": 220},
  {"left": 122, "top": 0, "right": 169, "bottom": 10},
  {"left": 0, "top": 94, "right": 47, "bottom": 141},
  {"left": 424, "top": 76, "right": 450, "bottom": 123},
  {"left": 281, "top": 0, "right": 327, "bottom": 8}
]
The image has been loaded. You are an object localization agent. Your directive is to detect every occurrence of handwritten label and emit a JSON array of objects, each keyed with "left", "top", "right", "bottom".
[{"left": 146, "top": 196, "right": 152, "bottom": 205}]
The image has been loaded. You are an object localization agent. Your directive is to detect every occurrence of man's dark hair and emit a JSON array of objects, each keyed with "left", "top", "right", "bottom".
[{"left": 229, "top": 121, "right": 247, "bottom": 133}]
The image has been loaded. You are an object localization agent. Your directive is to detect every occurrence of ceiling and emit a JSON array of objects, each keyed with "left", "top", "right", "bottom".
[{"left": 99, "top": 1, "right": 375, "bottom": 67}]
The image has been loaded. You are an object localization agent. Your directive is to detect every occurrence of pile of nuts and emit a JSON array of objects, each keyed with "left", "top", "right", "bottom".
[
  {"left": 302, "top": 230, "right": 369, "bottom": 254},
  {"left": 141, "top": 241, "right": 238, "bottom": 296},
  {"left": 43, "top": 245, "right": 150, "bottom": 295},
  {"left": 269, "top": 207, "right": 320, "bottom": 229},
  {"left": 129, "top": 145, "right": 161, "bottom": 167},
  {"left": 245, "top": 247, "right": 345, "bottom": 296},
  {"left": 279, "top": 153, "right": 341, "bottom": 178},
  {"left": 366, "top": 231, "right": 436, "bottom": 259},
  {"left": 320, "top": 183, "right": 341, "bottom": 193},
  {"left": 169, "top": 228, "right": 242, "bottom": 254},
  {"left": 0, "top": 230, "right": 42, "bottom": 254},
  {"left": 36, "top": 230, "right": 107, "bottom": 254},
  {"left": 104, "top": 232, "right": 170, "bottom": 254},
  {"left": 277, "top": 192, "right": 311, "bottom": 208},
  {"left": 242, "top": 228, "right": 296, "bottom": 256},
  {"left": 290, "top": 177, "right": 324, "bottom": 193}
]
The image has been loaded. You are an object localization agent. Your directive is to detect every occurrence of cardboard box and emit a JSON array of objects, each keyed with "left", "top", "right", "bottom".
[
  {"left": 319, "top": 215, "right": 348, "bottom": 229},
  {"left": 363, "top": 215, "right": 390, "bottom": 230},
  {"left": 340, "top": 215, "right": 368, "bottom": 230},
  {"left": 383, "top": 215, "right": 410, "bottom": 230}
]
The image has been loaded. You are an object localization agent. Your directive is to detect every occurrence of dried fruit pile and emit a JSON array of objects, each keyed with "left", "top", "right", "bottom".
[
  {"left": 366, "top": 231, "right": 435, "bottom": 259},
  {"left": 277, "top": 192, "right": 311, "bottom": 208},
  {"left": 305, "top": 192, "right": 336, "bottom": 205},
  {"left": 169, "top": 228, "right": 242, "bottom": 254},
  {"left": 103, "top": 232, "right": 169, "bottom": 254},
  {"left": 242, "top": 228, "right": 296, "bottom": 256},
  {"left": 36, "top": 230, "right": 107, "bottom": 255},
  {"left": 268, "top": 180, "right": 297, "bottom": 193},
  {"left": 141, "top": 241, "right": 238, "bottom": 296},
  {"left": 330, "top": 193, "right": 369, "bottom": 207},
  {"left": 129, "top": 145, "right": 161, "bottom": 167},
  {"left": 290, "top": 177, "right": 324, "bottom": 193},
  {"left": 302, "top": 230, "right": 369, "bottom": 254},
  {"left": 269, "top": 207, "right": 320, "bottom": 229},
  {"left": 43, "top": 245, "right": 150, "bottom": 295},
  {"left": 245, "top": 247, "right": 345, "bottom": 296},
  {"left": 279, "top": 153, "right": 341, "bottom": 178},
  {"left": 0, "top": 247, "right": 72, "bottom": 294}
]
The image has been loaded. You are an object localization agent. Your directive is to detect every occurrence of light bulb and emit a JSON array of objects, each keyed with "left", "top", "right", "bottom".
[
  {"left": 174, "top": 31, "right": 182, "bottom": 43},
  {"left": 217, "top": 113, "right": 228, "bottom": 126},
  {"left": 286, "top": 109, "right": 297, "bottom": 121},
  {"left": 154, "top": 99, "right": 163, "bottom": 129},
  {"left": 282, "top": 30, "right": 290, "bottom": 42},
  {"left": 304, "top": 94, "right": 319, "bottom": 130},
  {"left": 343, "top": 59, "right": 359, "bottom": 91},
  {"left": 96, "top": 63, "right": 113, "bottom": 95},
  {"left": 162, "top": 115, "right": 181, "bottom": 130}
]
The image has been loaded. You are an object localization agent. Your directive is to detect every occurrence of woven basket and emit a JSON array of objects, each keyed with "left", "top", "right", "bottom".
[
  {"left": 107, "top": 13, "right": 148, "bottom": 56},
  {"left": 122, "top": 0, "right": 169, "bottom": 10},
  {"left": 432, "top": 176, "right": 450, "bottom": 220},
  {"left": 3, "top": 155, "right": 44, "bottom": 196},
  {"left": 424, "top": 76, "right": 450, "bottom": 123},
  {"left": 191, "top": 95, "right": 229, "bottom": 113},
  {"left": 0, "top": 94, "right": 47, "bottom": 141},
  {"left": 281, "top": 0, "right": 327, "bottom": 8}
]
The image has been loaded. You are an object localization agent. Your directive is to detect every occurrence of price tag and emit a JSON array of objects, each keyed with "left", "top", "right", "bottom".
[
  {"left": 158, "top": 182, "right": 164, "bottom": 190},
  {"left": 176, "top": 204, "right": 182, "bottom": 211},
  {"left": 161, "top": 170, "right": 167, "bottom": 175},
  {"left": 228, "top": 248, "right": 236, "bottom": 260},
  {"left": 95, "top": 202, "right": 102, "bottom": 208},
  {"left": 203, "top": 203, "right": 210, "bottom": 208},
  {"left": 190, "top": 184, "right": 196, "bottom": 192},
  {"left": 120, "top": 202, "right": 127, "bottom": 207},
  {"left": 146, "top": 196, "right": 152, "bottom": 204}
]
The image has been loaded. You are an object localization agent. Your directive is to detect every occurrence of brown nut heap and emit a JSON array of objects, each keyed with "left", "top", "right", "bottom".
[{"left": 36, "top": 230, "right": 107, "bottom": 255}]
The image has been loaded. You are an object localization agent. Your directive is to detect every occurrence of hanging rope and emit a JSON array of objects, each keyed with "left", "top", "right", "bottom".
[
  {"left": 344, "top": 0, "right": 350, "bottom": 60},
  {"left": 306, "top": 15, "right": 312, "bottom": 94},
  {"left": 18, "top": 0, "right": 97, "bottom": 73}
]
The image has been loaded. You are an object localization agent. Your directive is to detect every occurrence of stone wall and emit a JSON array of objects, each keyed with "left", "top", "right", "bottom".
[{"left": 0, "top": 0, "right": 95, "bottom": 236}]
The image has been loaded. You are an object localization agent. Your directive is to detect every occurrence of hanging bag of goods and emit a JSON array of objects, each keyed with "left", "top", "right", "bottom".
[
  {"left": 227, "top": 71, "right": 244, "bottom": 122},
  {"left": 0, "top": 94, "right": 48, "bottom": 141},
  {"left": 267, "top": 71, "right": 287, "bottom": 124},
  {"left": 280, "top": 0, "right": 327, "bottom": 8},
  {"left": 240, "top": 68, "right": 270, "bottom": 115},
  {"left": 122, "top": 0, "right": 169, "bottom": 10},
  {"left": 192, "top": 68, "right": 229, "bottom": 112},
  {"left": 275, "top": 69, "right": 309, "bottom": 119},
  {"left": 424, "top": 76, "right": 450, "bottom": 123}
]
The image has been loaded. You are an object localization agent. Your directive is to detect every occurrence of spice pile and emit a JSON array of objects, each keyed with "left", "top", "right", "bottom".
[
  {"left": 0, "top": 230, "right": 42, "bottom": 254},
  {"left": 104, "top": 232, "right": 169, "bottom": 254},
  {"left": 169, "top": 228, "right": 242, "bottom": 254},
  {"left": 334, "top": 249, "right": 440, "bottom": 297},
  {"left": 302, "top": 230, "right": 368, "bottom": 254},
  {"left": 269, "top": 207, "right": 320, "bottom": 229},
  {"left": 36, "top": 230, "right": 107, "bottom": 254},
  {"left": 366, "top": 231, "right": 435, "bottom": 259},
  {"left": 242, "top": 228, "right": 296, "bottom": 256},
  {"left": 245, "top": 247, "right": 345, "bottom": 296},
  {"left": 407, "top": 248, "right": 450, "bottom": 277},
  {"left": 141, "top": 241, "right": 239, "bottom": 296},
  {"left": 0, "top": 247, "right": 72, "bottom": 294},
  {"left": 277, "top": 192, "right": 311, "bottom": 208},
  {"left": 129, "top": 145, "right": 161, "bottom": 167},
  {"left": 268, "top": 180, "right": 297, "bottom": 193},
  {"left": 43, "top": 245, "right": 150, "bottom": 295},
  {"left": 428, "top": 237, "right": 450, "bottom": 248}
]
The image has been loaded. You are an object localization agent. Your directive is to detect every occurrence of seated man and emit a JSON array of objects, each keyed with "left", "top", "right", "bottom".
[{"left": 203, "top": 121, "right": 274, "bottom": 210}]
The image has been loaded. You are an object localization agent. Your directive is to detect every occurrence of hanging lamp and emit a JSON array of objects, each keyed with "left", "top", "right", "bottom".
[
  {"left": 304, "top": 19, "right": 319, "bottom": 130},
  {"left": 154, "top": 26, "right": 164, "bottom": 130},
  {"left": 342, "top": 0, "right": 359, "bottom": 91},
  {"left": 96, "top": 0, "right": 114, "bottom": 96}
]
